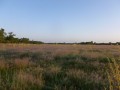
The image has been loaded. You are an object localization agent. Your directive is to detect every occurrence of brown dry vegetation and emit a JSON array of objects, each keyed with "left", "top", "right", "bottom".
[{"left": 0, "top": 44, "right": 120, "bottom": 90}]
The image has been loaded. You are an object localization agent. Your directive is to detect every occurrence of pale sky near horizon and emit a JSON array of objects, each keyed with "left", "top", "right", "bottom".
[{"left": 0, "top": 0, "right": 120, "bottom": 43}]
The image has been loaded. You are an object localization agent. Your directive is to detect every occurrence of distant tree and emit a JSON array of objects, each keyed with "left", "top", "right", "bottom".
[
  {"left": 29, "top": 40, "right": 43, "bottom": 44},
  {"left": 109, "top": 42, "right": 112, "bottom": 45},
  {"left": 90, "top": 41, "right": 94, "bottom": 44},
  {"left": 5, "top": 32, "right": 16, "bottom": 43},
  {"left": 0, "top": 28, "right": 6, "bottom": 43},
  {"left": 116, "top": 42, "right": 120, "bottom": 45},
  {"left": 20, "top": 38, "right": 29, "bottom": 43},
  {"left": 12, "top": 38, "right": 19, "bottom": 43}
]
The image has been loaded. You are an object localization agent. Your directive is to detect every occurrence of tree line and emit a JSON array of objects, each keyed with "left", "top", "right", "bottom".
[
  {"left": 0, "top": 28, "right": 43, "bottom": 44},
  {"left": 47, "top": 41, "right": 120, "bottom": 45},
  {"left": 1, "top": 28, "right": 120, "bottom": 45}
]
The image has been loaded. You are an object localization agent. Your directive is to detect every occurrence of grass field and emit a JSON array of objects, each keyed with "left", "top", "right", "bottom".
[{"left": 0, "top": 44, "right": 120, "bottom": 90}]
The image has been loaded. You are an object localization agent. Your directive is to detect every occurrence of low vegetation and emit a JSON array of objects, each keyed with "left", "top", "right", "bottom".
[{"left": 0, "top": 44, "right": 120, "bottom": 90}]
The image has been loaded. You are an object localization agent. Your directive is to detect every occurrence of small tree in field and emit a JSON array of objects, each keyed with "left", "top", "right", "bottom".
[
  {"left": 5, "top": 32, "right": 16, "bottom": 43},
  {"left": 0, "top": 28, "right": 6, "bottom": 43}
]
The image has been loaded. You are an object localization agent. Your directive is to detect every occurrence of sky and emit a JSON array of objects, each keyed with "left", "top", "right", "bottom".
[{"left": 0, "top": 0, "right": 120, "bottom": 43}]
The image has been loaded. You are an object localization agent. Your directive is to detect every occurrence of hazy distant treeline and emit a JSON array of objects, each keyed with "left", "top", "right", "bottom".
[
  {"left": 48, "top": 41, "right": 120, "bottom": 45},
  {"left": 47, "top": 41, "right": 120, "bottom": 45},
  {"left": 0, "top": 28, "right": 43, "bottom": 44},
  {"left": 1, "top": 28, "right": 120, "bottom": 45}
]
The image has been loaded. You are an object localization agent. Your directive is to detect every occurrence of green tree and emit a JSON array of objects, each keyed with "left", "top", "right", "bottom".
[
  {"left": 20, "top": 38, "right": 29, "bottom": 43},
  {"left": 5, "top": 32, "right": 16, "bottom": 43},
  {"left": 0, "top": 28, "right": 6, "bottom": 43}
]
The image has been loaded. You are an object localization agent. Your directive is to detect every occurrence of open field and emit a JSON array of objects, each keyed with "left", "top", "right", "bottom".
[{"left": 0, "top": 44, "right": 120, "bottom": 90}]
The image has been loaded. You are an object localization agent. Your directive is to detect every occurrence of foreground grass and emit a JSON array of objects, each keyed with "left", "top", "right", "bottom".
[
  {"left": 106, "top": 58, "right": 120, "bottom": 90},
  {"left": 0, "top": 44, "right": 120, "bottom": 90}
]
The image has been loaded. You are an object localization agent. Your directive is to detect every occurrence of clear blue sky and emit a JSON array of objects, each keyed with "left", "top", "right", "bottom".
[{"left": 0, "top": 0, "right": 120, "bottom": 43}]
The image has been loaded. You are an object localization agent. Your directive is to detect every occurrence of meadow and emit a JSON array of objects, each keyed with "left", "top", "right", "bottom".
[{"left": 0, "top": 44, "right": 120, "bottom": 90}]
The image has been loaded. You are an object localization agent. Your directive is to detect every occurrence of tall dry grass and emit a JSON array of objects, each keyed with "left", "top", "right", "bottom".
[
  {"left": 0, "top": 44, "right": 120, "bottom": 89},
  {"left": 11, "top": 71, "right": 44, "bottom": 90},
  {"left": 106, "top": 58, "right": 120, "bottom": 90},
  {"left": 13, "top": 58, "right": 31, "bottom": 69}
]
